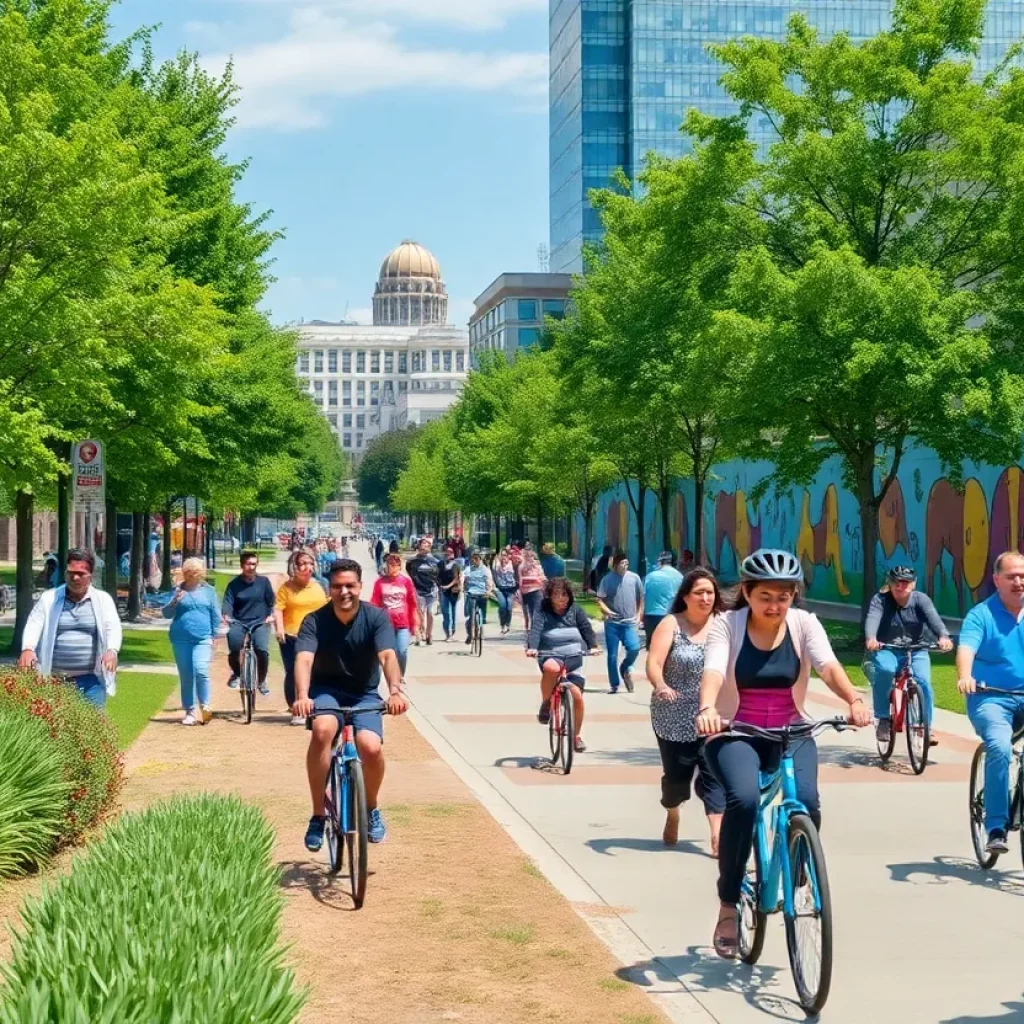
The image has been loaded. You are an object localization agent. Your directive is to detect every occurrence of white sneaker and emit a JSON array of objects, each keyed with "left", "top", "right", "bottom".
[
  {"left": 181, "top": 710, "right": 198, "bottom": 726},
  {"left": 290, "top": 715, "right": 306, "bottom": 727}
]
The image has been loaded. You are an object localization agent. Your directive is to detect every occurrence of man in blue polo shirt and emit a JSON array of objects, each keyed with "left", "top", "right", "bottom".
[
  {"left": 956, "top": 550, "right": 1024, "bottom": 854},
  {"left": 642, "top": 551, "right": 684, "bottom": 649}
]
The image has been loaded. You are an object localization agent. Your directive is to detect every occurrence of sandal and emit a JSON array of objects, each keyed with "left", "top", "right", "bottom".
[{"left": 713, "top": 906, "right": 739, "bottom": 960}]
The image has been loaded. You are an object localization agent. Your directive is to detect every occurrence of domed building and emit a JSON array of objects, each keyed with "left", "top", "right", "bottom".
[{"left": 372, "top": 240, "right": 448, "bottom": 326}]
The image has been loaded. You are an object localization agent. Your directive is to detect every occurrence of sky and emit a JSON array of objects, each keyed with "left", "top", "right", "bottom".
[{"left": 108, "top": 0, "right": 551, "bottom": 327}]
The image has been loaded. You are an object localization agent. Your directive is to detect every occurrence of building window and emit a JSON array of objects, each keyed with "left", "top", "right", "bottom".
[
  {"left": 371, "top": 350, "right": 380, "bottom": 373},
  {"left": 343, "top": 413, "right": 352, "bottom": 427},
  {"left": 328, "top": 380, "right": 338, "bottom": 406},
  {"left": 357, "top": 380, "right": 365, "bottom": 406},
  {"left": 497, "top": 303, "right": 505, "bottom": 324},
  {"left": 356, "top": 413, "right": 365, "bottom": 428},
  {"left": 456, "top": 351, "right": 465, "bottom": 372},
  {"left": 343, "top": 433, "right": 352, "bottom": 448},
  {"left": 431, "top": 350, "right": 439, "bottom": 372},
  {"left": 399, "top": 381, "right": 408, "bottom": 394},
  {"left": 298, "top": 352, "right": 310, "bottom": 373},
  {"left": 399, "top": 352, "right": 407, "bottom": 374},
  {"left": 328, "top": 413, "right": 337, "bottom": 427},
  {"left": 342, "top": 350, "right": 352, "bottom": 373},
  {"left": 443, "top": 350, "right": 452, "bottom": 372},
  {"left": 313, "top": 380, "right": 324, "bottom": 405},
  {"left": 356, "top": 351, "right": 365, "bottom": 373},
  {"left": 314, "top": 350, "right": 324, "bottom": 372},
  {"left": 356, "top": 433, "right": 363, "bottom": 448},
  {"left": 328, "top": 349, "right": 338, "bottom": 372},
  {"left": 518, "top": 299, "right": 538, "bottom": 321},
  {"left": 370, "top": 381, "right": 380, "bottom": 406},
  {"left": 518, "top": 327, "right": 541, "bottom": 348},
  {"left": 384, "top": 352, "right": 394, "bottom": 373}
]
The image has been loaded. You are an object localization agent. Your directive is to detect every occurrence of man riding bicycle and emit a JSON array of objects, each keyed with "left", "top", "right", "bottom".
[
  {"left": 865, "top": 565, "right": 953, "bottom": 745},
  {"left": 463, "top": 551, "right": 494, "bottom": 644},
  {"left": 222, "top": 551, "right": 275, "bottom": 696},
  {"left": 292, "top": 558, "right": 408, "bottom": 850},
  {"left": 957, "top": 551, "right": 1024, "bottom": 854}
]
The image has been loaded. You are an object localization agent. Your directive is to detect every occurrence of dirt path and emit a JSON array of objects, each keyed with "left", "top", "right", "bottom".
[{"left": 67, "top": 641, "right": 669, "bottom": 1024}]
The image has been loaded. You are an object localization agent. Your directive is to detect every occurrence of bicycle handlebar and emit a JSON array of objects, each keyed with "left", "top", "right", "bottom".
[
  {"left": 877, "top": 641, "right": 940, "bottom": 652},
  {"left": 308, "top": 701, "right": 391, "bottom": 722},
  {"left": 225, "top": 618, "right": 266, "bottom": 634},
  {"left": 975, "top": 684, "right": 1024, "bottom": 697},
  {"left": 720, "top": 717, "right": 852, "bottom": 742}
]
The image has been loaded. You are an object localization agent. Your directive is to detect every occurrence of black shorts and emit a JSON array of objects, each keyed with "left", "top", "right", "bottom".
[{"left": 537, "top": 654, "right": 585, "bottom": 691}]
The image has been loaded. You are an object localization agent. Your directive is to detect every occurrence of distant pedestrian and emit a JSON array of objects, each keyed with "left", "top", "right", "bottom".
[
  {"left": 275, "top": 551, "right": 329, "bottom": 725},
  {"left": 374, "top": 537, "right": 385, "bottom": 573},
  {"left": 437, "top": 546, "right": 462, "bottom": 641},
  {"left": 590, "top": 544, "right": 613, "bottom": 592},
  {"left": 493, "top": 549, "right": 518, "bottom": 635},
  {"left": 518, "top": 549, "right": 546, "bottom": 635},
  {"left": 540, "top": 542, "right": 565, "bottom": 580},
  {"left": 406, "top": 537, "right": 439, "bottom": 645},
  {"left": 596, "top": 552, "right": 643, "bottom": 694},
  {"left": 642, "top": 551, "right": 684, "bottom": 649},
  {"left": 371, "top": 554, "right": 418, "bottom": 677},
  {"left": 163, "top": 557, "right": 220, "bottom": 726},
  {"left": 18, "top": 548, "right": 121, "bottom": 710}
]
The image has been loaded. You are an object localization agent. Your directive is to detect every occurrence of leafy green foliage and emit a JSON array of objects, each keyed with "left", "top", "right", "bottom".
[
  {"left": 0, "top": 794, "right": 307, "bottom": 1024},
  {"left": 0, "top": 712, "right": 69, "bottom": 878},
  {"left": 0, "top": 670, "right": 123, "bottom": 847},
  {"left": 358, "top": 425, "right": 422, "bottom": 509}
]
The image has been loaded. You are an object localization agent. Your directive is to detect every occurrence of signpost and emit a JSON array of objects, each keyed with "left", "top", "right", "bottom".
[{"left": 73, "top": 440, "right": 105, "bottom": 510}]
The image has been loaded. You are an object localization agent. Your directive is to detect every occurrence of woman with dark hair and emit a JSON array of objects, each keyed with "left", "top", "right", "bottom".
[
  {"left": 696, "top": 549, "right": 870, "bottom": 959},
  {"left": 526, "top": 578, "right": 599, "bottom": 753},
  {"left": 646, "top": 568, "right": 726, "bottom": 851}
]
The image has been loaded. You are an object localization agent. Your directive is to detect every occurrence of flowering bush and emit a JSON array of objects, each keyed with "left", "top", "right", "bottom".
[{"left": 0, "top": 670, "right": 123, "bottom": 848}]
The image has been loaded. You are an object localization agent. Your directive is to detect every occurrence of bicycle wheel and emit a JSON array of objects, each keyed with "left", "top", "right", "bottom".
[
  {"left": 905, "top": 685, "right": 929, "bottom": 775},
  {"left": 738, "top": 851, "right": 766, "bottom": 965},
  {"left": 241, "top": 645, "right": 256, "bottom": 724},
  {"left": 346, "top": 760, "right": 370, "bottom": 908},
  {"left": 326, "top": 759, "right": 344, "bottom": 875},
  {"left": 876, "top": 690, "right": 897, "bottom": 763},
  {"left": 561, "top": 685, "right": 575, "bottom": 775},
  {"left": 473, "top": 611, "right": 483, "bottom": 657},
  {"left": 969, "top": 744, "right": 997, "bottom": 868},
  {"left": 548, "top": 688, "right": 563, "bottom": 763},
  {"left": 784, "top": 814, "right": 833, "bottom": 1015}
]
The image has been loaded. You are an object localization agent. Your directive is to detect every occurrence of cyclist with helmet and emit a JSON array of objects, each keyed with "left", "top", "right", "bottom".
[
  {"left": 695, "top": 549, "right": 870, "bottom": 960},
  {"left": 865, "top": 565, "right": 952, "bottom": 746}
]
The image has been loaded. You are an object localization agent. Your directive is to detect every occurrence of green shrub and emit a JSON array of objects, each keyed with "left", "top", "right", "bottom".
[
  {"left": 0, "top": 713, "right": 69, "bottom": 878},
  {"left": 0, "top": 670, "right": 123, "bottom": 846},
  {"left": 0, "top": 794, "right": 306, "bottom": 1023}
]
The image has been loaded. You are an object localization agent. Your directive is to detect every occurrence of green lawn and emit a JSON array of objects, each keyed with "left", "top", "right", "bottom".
[
  {"left": 0, "top": 625, "right": 174, "bottom": 666},
  {"left": 107, "top": 672, "right": 178, "bottom": 748}
]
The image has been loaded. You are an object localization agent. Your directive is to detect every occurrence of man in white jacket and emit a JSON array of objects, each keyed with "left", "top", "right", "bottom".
[{"left": 18, "top": 548, "right": 122, "bottom": 709}]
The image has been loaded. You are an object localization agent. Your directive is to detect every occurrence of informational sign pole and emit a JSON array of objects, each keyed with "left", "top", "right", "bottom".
[{"left": 73, "top": 439, "right": 106, "bottom": 512}]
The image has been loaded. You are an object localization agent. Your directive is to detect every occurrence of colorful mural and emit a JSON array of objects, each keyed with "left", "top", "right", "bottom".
[{"left": 577, "top": 452, "right": 1024, "bottom": 616}]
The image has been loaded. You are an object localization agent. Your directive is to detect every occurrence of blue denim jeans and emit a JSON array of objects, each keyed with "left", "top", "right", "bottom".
[
  {"left": 395, "top": 628, "right": 411, "bottom": 676},
  {"left": 464, "top": 593, "right": 487, "bottom": 624},
  {"left": 171, "top": 639, "right": 213, "bottom": 711},
  {"left": 968, "top": 692, "right": 1024, "bottom": 832},
  {"left": 604, "top": 620, "right": 640, "bottom": 690},
  {"left": 71, "top": 673, "right": 106, "bottom": 709},
  {"left": 440, "top": 590, "right": 459, "bottom": 636},
  {"left": 496, "top": 587, "right": 516, "bottom": 628},
  {"left": 872, "top": 648, "right": 934, "bottom": 725}
]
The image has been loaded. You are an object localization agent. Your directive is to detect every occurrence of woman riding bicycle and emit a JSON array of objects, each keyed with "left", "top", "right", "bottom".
[
  {"left": 527, "top": 577, "right": 599, "bottom": 754},
  {"left": 696, "top": 549, "right": 870, "bottom": 960},
  {"left": 865, "top": 565, "right": 952, "bottom": 746},
  {"left": 463, "top": 551, "right": 494, "bottom": 644}
]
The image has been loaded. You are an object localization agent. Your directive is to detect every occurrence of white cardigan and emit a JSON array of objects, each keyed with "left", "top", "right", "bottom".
[
  {"left": 703, "top": 607, "right": 840, "bottom": 719},
  {"left": 21, "top": 585, "right": 123, "bottom": 696}
]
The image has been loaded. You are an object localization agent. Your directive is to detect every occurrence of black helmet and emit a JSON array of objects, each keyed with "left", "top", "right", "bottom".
[
  {"left": 740, "top": 549, "right": 803, "bottom": 583},
  {"left": 887, "top": 565, "right": 916, "bottom": 583}
]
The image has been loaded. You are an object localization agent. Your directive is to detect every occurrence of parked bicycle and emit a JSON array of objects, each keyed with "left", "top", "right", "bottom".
[
  {"left": 968, "top": 684, "right": 1024, "bottom": 870},
  {"left": 310, "top": 701, "right": 389, "bottom": 909},
  {"left": 729, "top": 717, "right": 853, "bottom": 1016},
  {"left": 875, "top": 640, "right": 937, "bottom": 775}
]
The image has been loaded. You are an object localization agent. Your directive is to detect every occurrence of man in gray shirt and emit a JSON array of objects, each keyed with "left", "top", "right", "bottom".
[{"left": 597, "top": 552, "right": 644, "bottom": 693}]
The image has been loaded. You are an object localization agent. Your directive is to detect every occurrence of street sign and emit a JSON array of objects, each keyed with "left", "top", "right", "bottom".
[{"left": 72, "top": 439, "right": 105, "bottom": 512}]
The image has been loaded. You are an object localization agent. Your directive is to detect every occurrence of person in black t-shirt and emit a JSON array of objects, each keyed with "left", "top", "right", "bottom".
[
  {"left": 293, "top": 558, "right": 408, "bottom": 850},
  {"left": 221, "top": 552, "right": 275, "bottom": 695}
]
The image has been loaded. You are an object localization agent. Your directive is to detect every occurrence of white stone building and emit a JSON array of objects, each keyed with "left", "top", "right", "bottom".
[{"left": 295, "top": 242, "right": 468, "bottom": 458}]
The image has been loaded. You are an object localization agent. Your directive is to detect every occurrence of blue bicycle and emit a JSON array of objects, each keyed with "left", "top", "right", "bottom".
[
  {"left": 311, "top": 701, "right": 388, "bottom": 909},
  {"left": 728, "top": 717, "right": 849, "bottom": 1016}
]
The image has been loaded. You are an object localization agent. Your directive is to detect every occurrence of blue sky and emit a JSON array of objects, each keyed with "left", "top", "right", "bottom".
[{"left": 108, "top": 0, "right": 550, "bottom": 326}]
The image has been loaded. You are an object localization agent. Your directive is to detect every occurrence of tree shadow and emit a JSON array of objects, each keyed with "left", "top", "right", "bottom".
[
  {"left": 886, "top": 855, "right": 1024, "bottom": 896},
  {"left": 277, "top": 858, "right": 375, "bottom": 912},
  {"left": 616, "top": 947, "right": 805, "bottom": 1021},
  {"left": 940, "top": 996, "right": 1024, "bottom": 1022},
  {"left": 584, "top": 745, "right": 662, "bottom": 766},
  {"left": 586, "top": 836, "right": 711, "bottom": 859}
]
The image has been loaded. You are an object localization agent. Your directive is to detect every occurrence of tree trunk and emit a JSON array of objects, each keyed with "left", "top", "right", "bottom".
[
  {"left": 536, "top": 500, "right": 544, "bottom": 548},
  {"left": 128, "top": 511, "right": 145, "bottom": 621},
  {"left": 161, "top": 499, "right": 173, "bottom": 590},
  {"left": 659, "top": 481, "right": 671, "bottom": 557},
  {"left": 583, "top": 494, "right": 595, "bottom": 592},
  {"left": 693, "top": 469, "right": 705, "bottom": 566},
  {"left": 57, "top": 454, "right": 70, "bottom": 572},
  {"left": 104, "top": 499, "right": 118, "bottom": 598},
  {"left": 636, "top": 485, "right": 648, "bottom": 577},
  {"left": 856, "top": 475, "right": 880, "bottom": 620},
  {"left": 12, "top": 490, "right": 34, "bottom": 653}
]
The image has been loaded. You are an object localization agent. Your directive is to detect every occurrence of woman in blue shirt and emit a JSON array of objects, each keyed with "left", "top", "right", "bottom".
[{"left": 163, "top": 557, "right": 221, "bottom": 726}]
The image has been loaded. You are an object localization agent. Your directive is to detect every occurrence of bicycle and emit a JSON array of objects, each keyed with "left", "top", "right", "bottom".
[
  {"left": 874, "top": 641, "right": 936, "bottom": 775},
  {"left": 311, "top": 701, "right": 389, "bottom": 909},
  {"left": 729, "top": 717, "right": 851, "bottom": 1016},
  {"left": 537, "top": 651, "right": 592, "bottom": 775},
  {"left": 469, "top": 596, "right": 486, "bottom": 657},
  {"left": 228, "top": 620, "right": 261, "bottom": 725},
  {"left": 967, "top": 684, "right": 1024, "bottom": 870}
]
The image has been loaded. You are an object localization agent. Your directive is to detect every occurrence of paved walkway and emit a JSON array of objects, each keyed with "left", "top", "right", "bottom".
[{"left": 395, "top": 559, "right": 1024, "bottom": 1023}]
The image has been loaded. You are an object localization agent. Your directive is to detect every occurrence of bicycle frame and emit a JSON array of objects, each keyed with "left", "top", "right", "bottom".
[{"left": 329, "top": 722, "right": 360, "bottom": 835}]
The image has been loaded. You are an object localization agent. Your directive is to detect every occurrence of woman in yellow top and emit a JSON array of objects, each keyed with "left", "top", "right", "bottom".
[{"left": 274, "top": 551, "right": 329, "bottom": 725}]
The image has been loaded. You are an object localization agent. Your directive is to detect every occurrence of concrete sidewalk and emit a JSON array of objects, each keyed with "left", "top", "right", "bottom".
[{"left": 397, "top": 581, "right": 1024, "bottom": 1023}]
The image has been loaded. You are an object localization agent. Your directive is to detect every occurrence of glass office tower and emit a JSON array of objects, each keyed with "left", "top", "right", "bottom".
[{"left": 550, "top": 1, "right": 1024, "bottom": 273}]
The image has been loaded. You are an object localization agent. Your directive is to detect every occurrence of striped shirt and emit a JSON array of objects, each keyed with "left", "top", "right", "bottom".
[{"left": 51, "top": 595, "right": 99, "bottom": 676}]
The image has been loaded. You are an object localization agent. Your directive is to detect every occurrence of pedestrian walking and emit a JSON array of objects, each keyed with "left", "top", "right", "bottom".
[
  {"left": 493, "top": 548, "right": 518, "bottom": 635},
  {"left": 437, "top": 546, "right": 462, "bottom": 640},
  {"left": 518, "top": 549, "right": 546, "bottom": 636},
  {"left": 596, "top": 551, "right": 644, "bottom": 693},
  {"left": 371, "top": 554, "right": 418, "bottom": 677},
  {"left": 406, "top": 537, "right": 440, "bottom": 645},
  {"left": 642, "top": 551, "right": 684, "bottom": 649},
  {"left": 539, "top": 542, "right": 566, "bottom": 580},
  {"left": 590, "top": 544, "right": 613, "bottom": 592},
  {"left": 275, "top": 551, "right": 330, "bottom": 724},
  {"left": 18, "top": 548, "right": 122, "bottom": 710},
  {"left": 162, "top": 557, "right": 220, "bottom": 726}
]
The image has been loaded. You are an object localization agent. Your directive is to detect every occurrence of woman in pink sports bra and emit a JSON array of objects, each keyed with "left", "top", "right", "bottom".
[{"left": 695, "top": 549, "right": 870, "bottom": 960}]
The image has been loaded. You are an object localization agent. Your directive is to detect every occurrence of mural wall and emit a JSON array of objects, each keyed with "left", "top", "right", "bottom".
[{"left": 579, "top": 448, "right": 1024, "bottom": 617}]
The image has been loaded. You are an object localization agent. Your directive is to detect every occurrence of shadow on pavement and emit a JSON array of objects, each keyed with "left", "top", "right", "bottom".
[
  {"left": 586, "top": 836, "right": 712, "bottom": 858},
  {"left": 493, "top": 754, "right": 566, "bottom": 774},
  {"left": 616, "top": 948, "right": 806, "bottom": 1021},
  {"left": 886, "top": 855, "right": 1024, "bottom": 896},
  {"left": 583, "top": 744, "right": 662, "bottom": 766},
  {"left": 278, "top": 859, "right": 368, "bottom": 912},
  {"left": 941, "top": 996, "right": 1024, "bottom": 1023}
]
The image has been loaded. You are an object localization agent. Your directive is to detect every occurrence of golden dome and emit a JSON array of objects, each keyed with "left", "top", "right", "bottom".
[{"left": 378, "top": 240, "right": 442, "bottom": 281}]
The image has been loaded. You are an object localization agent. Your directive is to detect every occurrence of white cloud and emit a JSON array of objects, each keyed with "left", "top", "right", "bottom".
[
  {"left": 348, "top": 306, "right": 374, "bottom": 324},
  {"left": 203, "top": 6, "right": 547, "bottom": 129}
]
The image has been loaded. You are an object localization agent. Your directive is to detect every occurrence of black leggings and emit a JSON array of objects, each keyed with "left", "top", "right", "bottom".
[
  {"left": 656, "top": 736, "right": 726, "bottom": 813},
  {"left": 703, "top": 735, "right": 821, "bottom": 905}
]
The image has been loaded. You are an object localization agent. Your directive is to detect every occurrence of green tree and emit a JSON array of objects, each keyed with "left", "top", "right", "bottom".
[
  {"left": 357, "top": 427, "right": 421, "bottom": 510},
  {"left": 708, "top": 0, "right": 1024, "bottom": 608},
  {"left": 391, "top": 419, "right": 455, "bottom": 517}
]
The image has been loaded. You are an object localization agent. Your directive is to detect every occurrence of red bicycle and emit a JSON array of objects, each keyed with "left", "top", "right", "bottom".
[
  {"left": 874, "top": 641, "right": 936, "bottom": 775},
  {"left": 538, "top": 651, "right": 593, "bottom": 775}
]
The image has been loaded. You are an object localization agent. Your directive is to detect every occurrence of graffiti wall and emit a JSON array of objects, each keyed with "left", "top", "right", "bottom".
[{"left": 578, "top": 448, "right": 1024, "bottom": 616}]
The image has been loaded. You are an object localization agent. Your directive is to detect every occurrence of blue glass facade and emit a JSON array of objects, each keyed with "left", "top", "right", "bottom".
[{"left": 550, "top": 0, "right": 1024, "bottom": 273}]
